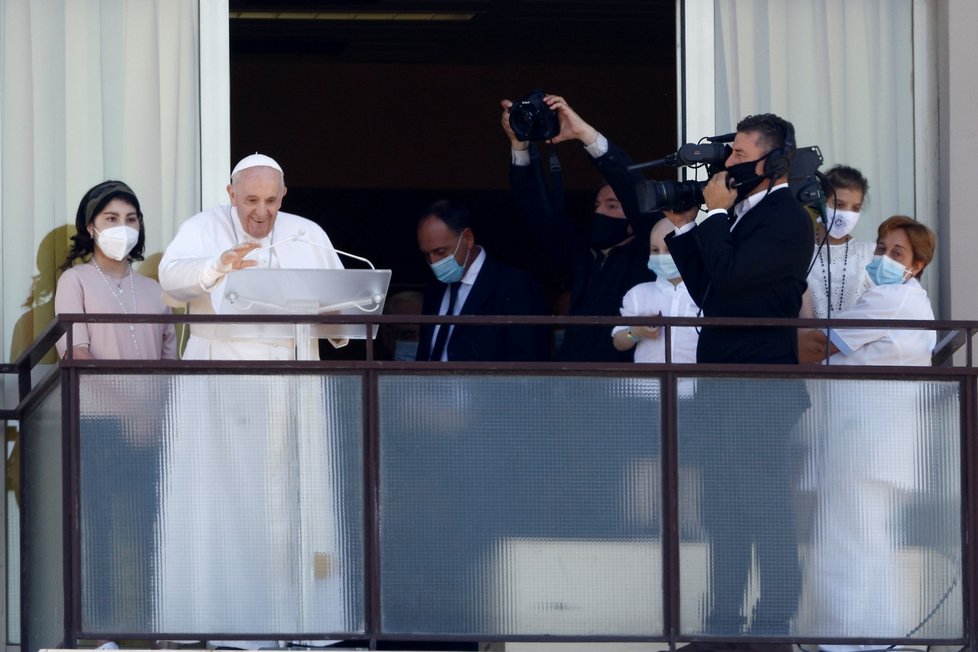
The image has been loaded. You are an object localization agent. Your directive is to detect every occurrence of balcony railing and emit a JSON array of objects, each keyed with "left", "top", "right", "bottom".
[{"left": 4, "top": 313, "right": 976, "bottom": 652}]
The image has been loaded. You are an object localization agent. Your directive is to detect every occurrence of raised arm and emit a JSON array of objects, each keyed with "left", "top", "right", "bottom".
[
  {"left": 542, "top": 94, "right": 654, "bottom": 233},
  {"left": 158, "top": 217, "right": 259, "bottom": 304},
  {"left": 501, "top": 98, "right": 586, "bottom": 277}
]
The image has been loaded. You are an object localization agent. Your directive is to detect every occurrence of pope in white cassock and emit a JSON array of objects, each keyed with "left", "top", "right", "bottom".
[
  {"left": 155, "top": 155, "right": 355, "bottom": 645},
  {"left": 159, "top": 153, "right": 345, "bottom": 359}
]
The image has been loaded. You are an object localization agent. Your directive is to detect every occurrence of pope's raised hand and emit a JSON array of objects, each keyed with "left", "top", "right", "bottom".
[{"left": 220, "top": 242, "right": 260, "bottom": 271}]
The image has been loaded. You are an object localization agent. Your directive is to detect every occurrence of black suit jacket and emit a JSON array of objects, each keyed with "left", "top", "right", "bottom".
[
  {"left": 416, "top": 253, "right": 550, "bottom": 362},
  {"left": 665, "top": 188, "right": 813, "bottom": 364}
]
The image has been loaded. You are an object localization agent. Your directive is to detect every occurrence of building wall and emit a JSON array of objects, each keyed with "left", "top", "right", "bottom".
[{"left": 937, "top": 0, "right": 978, "bottom": 321}]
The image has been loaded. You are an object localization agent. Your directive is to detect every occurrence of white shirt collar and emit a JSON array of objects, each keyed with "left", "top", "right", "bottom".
[
  {"left": 731, "top": 181, "right": 789, "bottom": 228},
  {"left": 460, "top": 246, "right": 486, "bottom": 286},
  {"left": 654, "top": 275, "right": 682, "bottom": 291},
  {"left": 436, "top": 247, "right": 486, "bottom": 321}
]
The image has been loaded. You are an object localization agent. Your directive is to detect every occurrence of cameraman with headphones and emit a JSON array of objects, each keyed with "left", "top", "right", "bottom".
[
  {"left": 664, "top": 114, "right": 813, "bottom": 647},
  {"left": 664, "top": 113, "right": 812, "bottom": 364}
]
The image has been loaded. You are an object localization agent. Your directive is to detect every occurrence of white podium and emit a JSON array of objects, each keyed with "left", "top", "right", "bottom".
[{"left": 219, "top": 268, "right": 392, "bottom": 359}]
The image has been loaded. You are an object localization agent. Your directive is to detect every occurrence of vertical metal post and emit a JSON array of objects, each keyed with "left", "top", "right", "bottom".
[
  {"left": 968, "top": 327, "right": 975, "bottom": 368},
  {"left": 65, "top": 366, "right": 83, "bottom": 647},
  {"left": 363, "top": 366, "right": 382, "bottom": 649},
  {"left": 660, "top": 365, "right": 681, "bottom": 650},
  {"left": 364, "top": 323, "right": 375, "bottom": 361},
  {"left": 963, "top": 374, "right": 978, "bottom": 651}
]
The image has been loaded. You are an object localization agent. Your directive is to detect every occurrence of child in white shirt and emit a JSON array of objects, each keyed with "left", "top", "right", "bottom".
[{"left": 612, "top": 217, "right": 699, "bottom": 363}]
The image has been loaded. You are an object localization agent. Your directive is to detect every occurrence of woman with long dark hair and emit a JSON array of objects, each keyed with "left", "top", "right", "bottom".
[
  {"left": 56, "top": 179, "right": 175, "bottom": 359},
  {"left": 55, "top": 180, "right": 176, "bottom": 639}
]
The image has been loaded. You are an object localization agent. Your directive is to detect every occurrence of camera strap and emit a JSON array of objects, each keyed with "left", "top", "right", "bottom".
[{"left": 547, "top": 147, "right": 565, "bottom": 218}]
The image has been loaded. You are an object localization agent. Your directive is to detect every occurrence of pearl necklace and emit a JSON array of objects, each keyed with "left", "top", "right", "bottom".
[
  {"left": 817, "top": 239, "right": 849, "bottom": 314},
  {"left": 91, "top": 260, "right": 140, "bottom": 357}
]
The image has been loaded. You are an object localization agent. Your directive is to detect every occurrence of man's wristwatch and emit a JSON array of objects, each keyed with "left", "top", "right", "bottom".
[{"left": 626, "top": 328, "right": 640, "bottom": 343}]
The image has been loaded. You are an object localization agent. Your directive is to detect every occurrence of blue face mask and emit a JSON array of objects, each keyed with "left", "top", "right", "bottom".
[
  {"left": 866, "top": 254, "right": 910, "bottom": 286},
  {"left": 429, "top": 234, "right": 468, "bottom": 284},
  {"left": 648, "top": 253, "right": 680, "bottom": 280}
]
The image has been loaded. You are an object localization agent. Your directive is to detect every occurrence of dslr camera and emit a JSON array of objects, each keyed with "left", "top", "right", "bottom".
[{"left": 509, "top": 89, "right": 560, "bottom": 142}]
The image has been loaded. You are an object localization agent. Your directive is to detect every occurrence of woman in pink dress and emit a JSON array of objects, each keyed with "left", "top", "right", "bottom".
[
  {"left": 56, "top": 180, "right": 175, "bottom": 360},
  {"left": 55, "top": 180, "right": 176, "bottom": 637}
]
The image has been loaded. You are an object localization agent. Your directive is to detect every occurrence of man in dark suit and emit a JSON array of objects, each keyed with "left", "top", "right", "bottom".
[
  {"left": 416, "top": 199, "right": 549, "bottom": 362},
  {"left": 665, "top": 114, "right": 812, "bottom": 364},
  {"left": 397, "top": 200, "right": 547, "bottom": 648},
  {"left": 664, "top": 114, "right": 812, "bottom": 647}
]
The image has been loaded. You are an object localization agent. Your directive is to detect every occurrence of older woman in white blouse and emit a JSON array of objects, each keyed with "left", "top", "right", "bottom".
[
  {"left": 801, "top": 215, "right": 936, "bottom": 365},
  {"left": 800, "top": 215, "right": 936, "bottom": 650}
]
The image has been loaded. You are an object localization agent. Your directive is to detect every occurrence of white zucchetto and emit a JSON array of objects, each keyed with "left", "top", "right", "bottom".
[{"left": 230, "top": 153, "right": 283, "bottom": 179}]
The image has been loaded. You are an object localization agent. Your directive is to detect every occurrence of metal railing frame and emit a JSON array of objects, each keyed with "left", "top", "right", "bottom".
[{"left": 5, "top": 313, "right": 977, "bottom": 652}]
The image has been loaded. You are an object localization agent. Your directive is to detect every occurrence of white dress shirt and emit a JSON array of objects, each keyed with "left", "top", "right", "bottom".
[
  {"left": 826, "top": 278, "right": 935, "bottom": 366},
  {"left": 612, "top": 277, "right": 699, "bottom": 364}
]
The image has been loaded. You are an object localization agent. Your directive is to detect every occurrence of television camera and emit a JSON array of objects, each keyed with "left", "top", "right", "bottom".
[{"left": 630, "top": 134, "right": 824, "bottom": 213}]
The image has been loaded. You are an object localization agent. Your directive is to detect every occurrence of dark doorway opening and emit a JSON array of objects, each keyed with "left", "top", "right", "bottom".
[{"left": 228, "top": 1, "right": 678, "bottom": 356}]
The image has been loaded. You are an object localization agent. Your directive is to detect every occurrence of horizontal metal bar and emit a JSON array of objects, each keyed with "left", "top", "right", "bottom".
[
  {"left": 52, "top": 357, "right": 978, "bottom": 379},
  {"left": 54, "top": 311, "right": 976, "bottom": 329}
]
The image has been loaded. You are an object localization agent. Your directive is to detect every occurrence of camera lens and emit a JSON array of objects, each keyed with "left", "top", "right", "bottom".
[
  {"left": 510, "top": 103, "right": 538, "bottom": 139},
  {"left": 636, "top": 179, "right": 706, "bottom": 213},
  {"left": 509, "top": 90, "right": 559, "bottom": 141}
]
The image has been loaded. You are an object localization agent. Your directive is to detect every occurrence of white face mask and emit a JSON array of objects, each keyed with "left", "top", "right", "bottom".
[
  {"left": 825, "top": 208, "right": 861, "bottom": 239},
  {"left": 93, "top": 225, "right": 140, "bottom": 261}
]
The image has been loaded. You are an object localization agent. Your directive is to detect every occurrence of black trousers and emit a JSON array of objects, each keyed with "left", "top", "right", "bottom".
[{"left": 684, "top": 378, "right": 808, "bottom": 635}]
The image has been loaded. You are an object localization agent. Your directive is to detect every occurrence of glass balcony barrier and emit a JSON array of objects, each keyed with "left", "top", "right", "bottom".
[{"left": 5, "top": 313, "right": 976, "bottom": 651}]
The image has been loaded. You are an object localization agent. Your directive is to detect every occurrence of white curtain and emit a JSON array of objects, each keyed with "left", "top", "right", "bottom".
[
  {"left": 0, "top": 0, "right": 201, "bottom": 365},
  {"left": 1, "top": 1, "right": 206, "bottom": 642},
  {"left": 710, "top": 0, "right": 925, "bottom": 292}
]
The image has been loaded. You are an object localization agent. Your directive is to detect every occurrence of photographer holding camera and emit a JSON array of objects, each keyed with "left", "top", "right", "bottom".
[
  {"left": 664, "top": 114, "right": 812, "bottom": 646},
  {"left": 500, "top": 93, "right": 659, "bottom": 362}
]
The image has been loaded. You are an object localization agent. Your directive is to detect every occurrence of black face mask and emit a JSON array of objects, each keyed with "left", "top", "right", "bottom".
[
  {"left": 590, "top": 213, "right": 631, "bottom": 249},
  {"left": 726, "top": 156, "right": 768, "bottom": 203}
]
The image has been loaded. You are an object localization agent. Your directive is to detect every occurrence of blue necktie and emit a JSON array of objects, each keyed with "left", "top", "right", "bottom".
[{"left": 429, "top": 282, "right": 460, "bottom": 361}]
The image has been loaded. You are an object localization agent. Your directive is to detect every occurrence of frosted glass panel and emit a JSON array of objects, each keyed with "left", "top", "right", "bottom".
[
  {"left": 677, "top": 377, "right": 962, "bottom": 641},
  {"left": 78, "top": 373, "right": 365, "bottom": 636},
  {"left": 676, "top": 377, "right": 810, "bottom": 637},
  {"left": 21, "top": 381, "right": 64, "bottom": 652},
  {"left": 378, "top": 375, "right": 662, "bottom": 637},
  {"left": 795, "top": 379, "right": 962, "bottom": 640}
]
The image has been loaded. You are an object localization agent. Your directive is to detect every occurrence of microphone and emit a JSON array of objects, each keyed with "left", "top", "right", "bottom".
[
  {"left": 243, "top": 229, "right": 377, "bottom": 269},
  {"left": 627, "top": 142, "right": 730, "bottom": 171},
  {"left": 292, "top": 229, "right": 377, "bottom": 269},
  {"left": 727, "top": 172, "right": 763, "bottom": 189},
  {"left": 627, "top": 158, "right": 669, "bottom": 172},
  {"left": 242, "top": 232, "right": 302, "bottom": 258},
  {"left": 666, "top": 143, "right": 730, "bottom": 167}
]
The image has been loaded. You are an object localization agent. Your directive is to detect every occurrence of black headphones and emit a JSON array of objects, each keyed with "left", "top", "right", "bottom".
[{"left": 762, "top": 119, "right": 796, "bottom": 180}]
